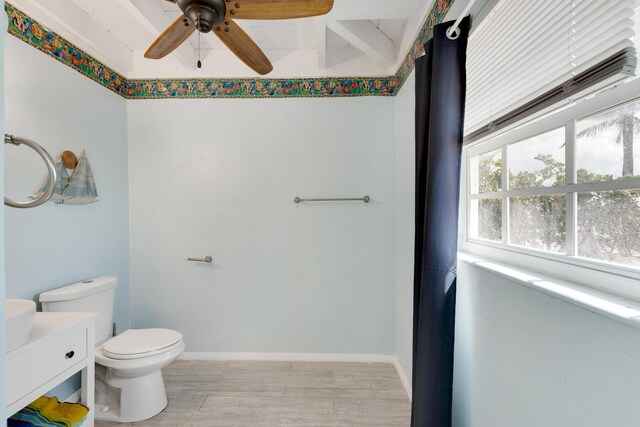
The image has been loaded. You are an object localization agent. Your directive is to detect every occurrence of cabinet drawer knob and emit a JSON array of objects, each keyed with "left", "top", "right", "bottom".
[{"left": 65, "top": 351, "right": 75, "bottom": 359}]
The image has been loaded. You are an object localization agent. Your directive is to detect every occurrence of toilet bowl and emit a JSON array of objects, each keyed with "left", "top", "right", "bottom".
[
  {"left": 94, "top": 328, "right": 185, "bottom": 422},
  {"left": 39, "top": 277, "right": 185, "bottom": 423}
]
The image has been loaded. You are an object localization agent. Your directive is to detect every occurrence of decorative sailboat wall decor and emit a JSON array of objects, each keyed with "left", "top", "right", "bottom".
[{"left": 32, "top": 150, "right": 98, "bottom": 205}]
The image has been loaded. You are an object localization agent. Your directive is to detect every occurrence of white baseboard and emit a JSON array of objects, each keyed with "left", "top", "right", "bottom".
[
  {"left": 179, "top": 352, "right": 396, "bottom": 363},
  {"left": 392, "top": 357, "right": 412, "bottom": 401},
  {"left": 178, "top": 352, "right": 412, "bottom": 400}
]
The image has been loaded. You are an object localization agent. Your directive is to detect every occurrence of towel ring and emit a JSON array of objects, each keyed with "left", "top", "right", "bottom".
[{"left": 4, "top": 134, "right": 57, "bottom": 209}]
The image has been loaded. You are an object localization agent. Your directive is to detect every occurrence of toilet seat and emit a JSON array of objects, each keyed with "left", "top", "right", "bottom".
[{"left": 102, "top": 328, "right": 183, "bottom": 360}]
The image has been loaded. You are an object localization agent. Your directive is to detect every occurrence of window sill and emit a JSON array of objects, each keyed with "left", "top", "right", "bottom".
[
  {"left": 461, "top": 239, "right": 640, "bottom": 301},
  {"left": 458, "top": 252, "right": 640, "bottom": 331}
]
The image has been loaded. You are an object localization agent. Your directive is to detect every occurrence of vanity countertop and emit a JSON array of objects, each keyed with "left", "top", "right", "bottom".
[{"left": 8, "top": 312, "right": 96, "bottom": 357}]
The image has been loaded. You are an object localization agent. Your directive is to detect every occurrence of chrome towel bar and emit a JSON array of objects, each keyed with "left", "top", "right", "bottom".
[
  {"left": 294, "top": 196, "right": 370, "bottom": 204},
  {"left": 4, "top": 134, "right": 57, "bottom": 209}
]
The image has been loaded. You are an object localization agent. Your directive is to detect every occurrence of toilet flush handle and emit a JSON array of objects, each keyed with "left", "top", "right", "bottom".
[{"left": 187, "top": 256, "right": 213, "bottom": 263}]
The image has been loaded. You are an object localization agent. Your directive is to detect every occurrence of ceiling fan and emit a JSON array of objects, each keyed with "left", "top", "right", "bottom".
[{"left": 145, "top": 0, "right": 335, "bottom": 75}]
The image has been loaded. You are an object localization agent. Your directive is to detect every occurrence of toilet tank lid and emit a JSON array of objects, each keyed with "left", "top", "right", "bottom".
[{"left": 39, "top": 276, "right": 118, "bottom": 302}]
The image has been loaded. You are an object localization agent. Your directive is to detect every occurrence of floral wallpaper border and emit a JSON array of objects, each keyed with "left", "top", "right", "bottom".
[
  {"left": 394, "top": 0, "right": 452, "bottom": 91},
  {"left": 121, "top": 77, "right": 397, "bottom": 99},
  {"left": 5, "top": 0, "right": 452, "bottom": 99},
  {"left": 5, "top": 2, "right": 128, "bottom": 97}
]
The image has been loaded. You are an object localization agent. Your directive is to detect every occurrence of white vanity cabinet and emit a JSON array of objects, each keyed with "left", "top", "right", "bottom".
[{"left": 6, "top": 312, "right": 96, "bottom": 427}]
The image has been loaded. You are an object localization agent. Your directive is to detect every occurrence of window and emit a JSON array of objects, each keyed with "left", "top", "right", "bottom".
[
  {"left": 575, "top": 103, "right": 640, "bottom": 266},
  {"left": 461, "top": 0, "right": 640, "bottom": 298},
  {"left": 467, "top": 98, "right": 640, "bottom": 272}
]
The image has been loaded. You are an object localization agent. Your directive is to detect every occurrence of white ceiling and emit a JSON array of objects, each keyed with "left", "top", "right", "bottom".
[{"left": 10, "top": 0, "right": 435, "bottom": 79}]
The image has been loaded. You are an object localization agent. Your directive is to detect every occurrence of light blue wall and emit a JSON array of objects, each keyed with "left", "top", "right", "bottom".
[
  {"left": 394, "top": 71, "right": 415, "bottom": 385},
  {"left": 127, "top": 97, "right": 396, "bottom": 354},
  {"left": 4, "top": 36, "right": 129, "bottom": 327},
  {"left": 453, "top": 261, "right": 640, "bottom": 427},
  {"left": 0, "top": 7, "right": 7, "bottom": 412},
  {"left": 4, "top": 36, "right": 129, "bottom": 398}
]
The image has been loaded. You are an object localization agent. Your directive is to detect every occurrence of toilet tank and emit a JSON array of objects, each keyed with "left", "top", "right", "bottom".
[{"left": 40, "top": 276, "right": 117, "bottom": 346}]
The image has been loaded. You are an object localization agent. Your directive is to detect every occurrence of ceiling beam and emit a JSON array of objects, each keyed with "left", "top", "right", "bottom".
[
  {"left": 120, "top": 0, "right": 196, "bottom": 70},
  {"left": 327, "top": 0, "right": 423, "bottom": 20},
  {"left": 316, "top": 21, "right": 327, "bottom": 71},
  {"left": 392, "top": 0, "right": 439, "bottom": 71},
  {"left": 10, "top": 0, "right": 133, "bottom": 74},
  {"left": 326, "top": 20, "right": 396, "bottom": 66}
]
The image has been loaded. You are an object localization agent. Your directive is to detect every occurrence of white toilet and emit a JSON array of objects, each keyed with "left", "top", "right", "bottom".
[{"left": 39, "top": 276, "right": 185, "bottom": 423}]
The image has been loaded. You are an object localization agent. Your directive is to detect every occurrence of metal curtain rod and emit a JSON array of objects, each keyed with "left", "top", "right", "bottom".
[
  {"left": 445, "top": 0, "right": 478, "bottom": 40},
  {"left": 294, "top": 196, "right": 370, "bottom": 204}
]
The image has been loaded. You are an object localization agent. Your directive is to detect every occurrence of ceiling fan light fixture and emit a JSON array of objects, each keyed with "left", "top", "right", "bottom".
[
  {"left": 150, "top": 0, "right": 335, "bottom": 75},
  {"left": 178, "top": 0, "right": 226, "bottom": 33}
]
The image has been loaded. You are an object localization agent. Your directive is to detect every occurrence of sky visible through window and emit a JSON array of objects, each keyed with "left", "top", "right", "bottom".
[{"left": 576, "top": 110, "right": 640, "bottom": 182}]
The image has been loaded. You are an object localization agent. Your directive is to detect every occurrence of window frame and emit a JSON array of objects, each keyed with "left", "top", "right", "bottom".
[{"left": 461, "top": 77, "right": 640, "bottom": 300}]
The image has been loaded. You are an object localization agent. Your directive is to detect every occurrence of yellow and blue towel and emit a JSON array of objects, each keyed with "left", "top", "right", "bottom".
[{"left": 8, "top": 396, "right": 88, "bottom": 427}]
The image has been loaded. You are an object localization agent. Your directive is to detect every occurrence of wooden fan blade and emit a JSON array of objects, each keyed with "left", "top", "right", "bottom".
[
  {"left": 213, "top": 19, "right": 273, "bottom": 75},
  {"left": 226, "top": 0, "right": 334, "bottom": 20},
  {"left": 145, "top": 15, "right": 195, "bottom": 59}
]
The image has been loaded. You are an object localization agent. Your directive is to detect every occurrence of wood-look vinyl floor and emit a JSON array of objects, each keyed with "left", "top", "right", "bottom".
[{"left": 95, "top": 360, "right": 411, "bottom": 426}]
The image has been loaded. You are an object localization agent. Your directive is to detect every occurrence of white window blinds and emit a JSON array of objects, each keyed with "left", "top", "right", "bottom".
[{"left": 464, "top": 0, "right": 639, "bottom": 138}]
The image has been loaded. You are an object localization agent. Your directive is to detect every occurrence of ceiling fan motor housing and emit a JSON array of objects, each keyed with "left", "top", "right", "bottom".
[{"left": 177, "top": 0, "right": 226, "bottom": 33}]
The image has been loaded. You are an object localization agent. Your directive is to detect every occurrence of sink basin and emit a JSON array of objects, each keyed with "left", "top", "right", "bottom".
[{"left": 6, "top": 299, "right": 36, "bottom": 352}]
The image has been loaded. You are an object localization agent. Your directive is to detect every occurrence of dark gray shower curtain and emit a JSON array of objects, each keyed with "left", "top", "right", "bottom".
[{"left": 411, "top": 17, "right": 469, "bottom": 427}]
